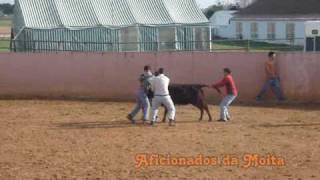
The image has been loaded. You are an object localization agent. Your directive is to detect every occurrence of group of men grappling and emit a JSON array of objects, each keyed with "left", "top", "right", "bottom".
[{"left": 127, "top": 66, "right": 238, "bottom": 126}]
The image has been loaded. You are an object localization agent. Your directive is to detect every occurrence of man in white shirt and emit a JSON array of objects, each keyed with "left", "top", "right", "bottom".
[{"left": 150, "top": 68, "right": 176, "bottom": 126}]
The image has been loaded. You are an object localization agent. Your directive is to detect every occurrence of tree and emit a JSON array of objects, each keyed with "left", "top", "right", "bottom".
[
  {"left": 203, "top": 4, "right": 224, "bottom": 19},
  {"left": 0, "top": 3, "right": 14, "bottom": 15}
]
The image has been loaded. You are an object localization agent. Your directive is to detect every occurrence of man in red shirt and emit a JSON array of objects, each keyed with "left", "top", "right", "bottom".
[{"left": 209, "top": 68, "right": 238, "bottom": 122}]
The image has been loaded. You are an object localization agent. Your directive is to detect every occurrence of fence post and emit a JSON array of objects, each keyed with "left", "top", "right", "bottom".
[{"left": 209, "top": 26, "right": 213, "bottom": 52}]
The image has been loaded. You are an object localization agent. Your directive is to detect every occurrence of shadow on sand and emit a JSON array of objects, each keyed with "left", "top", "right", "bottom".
[
  {"left": 55, "top": 120, "right": 137, "bottom": 129},
  {"left": 259, "top": 122, "right": 320, "bottom": 128},
  {"left": 54, "top": 119, "right": 208, "bottom": 130},
  {"left": 234, "top": 101, "right": 320, "bottom": 111}
]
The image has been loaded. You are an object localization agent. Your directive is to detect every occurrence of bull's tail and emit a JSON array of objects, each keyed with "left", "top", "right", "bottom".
[{"left": 199, "top": 87, "right": 205, "bottom": 96}]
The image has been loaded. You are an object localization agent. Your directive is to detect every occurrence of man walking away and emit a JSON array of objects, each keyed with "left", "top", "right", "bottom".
[
  {"left": 210, "top": 68, "right": 238, "bottom": 122},
  {"left": 256, "top": 52, "right": 285, "bottom": 101},
  {"left": 127, "top": 66, "right": 153, "bottom": 124},
  {"left": 150, "top": 68, "right": 176, "bottom": 126}
]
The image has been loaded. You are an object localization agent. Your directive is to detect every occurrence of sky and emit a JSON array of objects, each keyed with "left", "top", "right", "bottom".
[
  {"left": 0, "top": 0, "right": 12, "bottom": 4},
  {"left": 0, "top": 0, "right": 233, "bottom": 8}
]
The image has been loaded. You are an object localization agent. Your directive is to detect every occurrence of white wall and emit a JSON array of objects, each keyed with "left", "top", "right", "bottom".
[
  {"left": 210, "top": 11, "right": 237, "bottom": 39},
  {"left": 209, "top": 11, "right": 237, "bottom": 26},
  {"left": 214, "top": 25, "right": 235, "bottom": 38}
]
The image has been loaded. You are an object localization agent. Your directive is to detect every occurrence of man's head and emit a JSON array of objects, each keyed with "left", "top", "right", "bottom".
[
  {"left": 268, "top": 51, "right": 276, "bottom": 60},
  {"left": 144, "top": 65, "right": 151, "bottom": 72},
  {"left": 154, "top": 71, "right": 158, "bottom": 76},
  {"left": 223, "top": 68, "right": 231, "bottom": 76},
  {"left": 158, "top": 68, "right": 164, "bottom": 75}
]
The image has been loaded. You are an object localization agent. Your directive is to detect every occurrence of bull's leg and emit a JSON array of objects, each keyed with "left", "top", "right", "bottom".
[
  {"left": 203, "top": 104, "right": 213, "bottom": 122},
  {"left": 162, "top": 106, "right": 168, "bottom": 123},
  {"left": 199, "top": 107, "right": 204, "bottom": 121},
  {"left": 194, "top": 103, "right": 204, "bottom": 121},
  {"left": 195, "top": 101, "right": 212, "bottom": 122}
]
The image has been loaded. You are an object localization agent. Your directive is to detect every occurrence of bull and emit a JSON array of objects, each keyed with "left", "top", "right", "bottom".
[{"left": 160, "top": 84, "right": 212, "bottom": 122}]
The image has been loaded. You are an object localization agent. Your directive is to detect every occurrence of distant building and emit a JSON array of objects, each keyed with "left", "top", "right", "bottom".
[
  {"left": 209, "top": 10, "right": 237, "bottom": 38},
  {"left": 217, "top": 0, "right": 320, "bottom": 46}
]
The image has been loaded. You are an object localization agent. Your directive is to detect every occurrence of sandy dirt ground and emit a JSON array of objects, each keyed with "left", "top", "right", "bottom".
[{"left": 0, "top": 100, "right": 319, "bottom": 180}]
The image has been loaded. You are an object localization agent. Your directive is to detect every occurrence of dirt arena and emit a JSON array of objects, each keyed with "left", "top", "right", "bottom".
[{"left": 0, "top": 100, "right": 319, "bottom": 180}]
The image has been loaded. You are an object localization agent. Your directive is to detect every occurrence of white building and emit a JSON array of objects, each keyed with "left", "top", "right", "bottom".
[
  {"left": 230, "top": 17, "right": 307, "bottom": 45},
  {"left": 209, "top": 10, "right": 237, "bottom": 38},
  {"left": 211, "top": 0, "right": 320, "bottom": 46}
]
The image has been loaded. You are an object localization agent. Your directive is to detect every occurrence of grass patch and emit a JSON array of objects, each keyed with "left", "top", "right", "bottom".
[
  {"left": 0, "top": 19, "right": 12, "bottom": 27},
  {"left": 212, "top": 40, "right": 304, "bottom": 52},
  {"left": 0, "top": 38, "right": 11, "bottom": 52}
]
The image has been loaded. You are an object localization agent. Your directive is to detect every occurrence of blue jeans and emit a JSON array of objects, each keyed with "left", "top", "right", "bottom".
[
  {"left": 256, "top": 78, "right": 285, "bottom": 100},
  {"left": 129, "top": 89, "right": 150, "bottom": 120},
  {"left": 220, "top": 95, "right": 237, "bottom": 121}
]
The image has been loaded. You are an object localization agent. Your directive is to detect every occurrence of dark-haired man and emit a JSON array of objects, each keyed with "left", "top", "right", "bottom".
[
  {"left": 256, "top": 52, "right": 285, "bottom": 101},
  {"left": 210, "top": 68, "right": 238, "bottom": 122},
  {"left": 150, "top": 68, "right": 176, "bottom": 126}
]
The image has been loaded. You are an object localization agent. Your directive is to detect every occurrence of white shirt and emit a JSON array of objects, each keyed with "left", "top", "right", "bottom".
[{"left": 151, "top": 74, "right": 170, "bottom": 96}]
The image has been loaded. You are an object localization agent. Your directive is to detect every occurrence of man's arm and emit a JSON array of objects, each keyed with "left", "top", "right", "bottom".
[
  {"left": 211, "top": 78, "right": 227, "bottom": 94},
  {"left": 214, "top": 87, "right": 222, "bottom": 94},
  {"left": 150, "top": 78, "right": 155, "bottom": 92},
  {"left": 212, "top": 78, "right": 227, "bottom": 88},
  {"left": 145, "top": 76, "right": 153, "bottom": 91}
]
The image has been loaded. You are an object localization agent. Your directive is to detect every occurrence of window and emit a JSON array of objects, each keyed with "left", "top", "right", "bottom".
[
  {"left": 286, "top": 23, "right": 295, "bottom": 40},
  {"left": 267, "top": 22, "right": 276, "bottom": 40},
  {"left": 236, "top": 22, "right": 243, "bottom": 39},
  {"left": 312, "top": 29, "right": 319, "bottom": 35},
  {"left": 250, "top": 22, "right": 258, "bottom": 39}
]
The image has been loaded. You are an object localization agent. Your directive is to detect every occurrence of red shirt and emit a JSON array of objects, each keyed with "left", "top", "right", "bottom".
[{"left": 212, "top": 75, "right": 238, "bottom": 96}]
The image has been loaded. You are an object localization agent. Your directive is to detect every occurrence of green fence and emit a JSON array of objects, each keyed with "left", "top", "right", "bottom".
[{"left": 12, "top": 25, "right": 211, "bottom": 52}]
